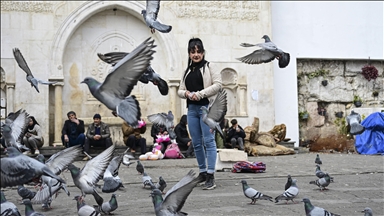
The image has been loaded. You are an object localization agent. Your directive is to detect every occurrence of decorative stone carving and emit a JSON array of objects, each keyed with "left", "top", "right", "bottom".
[
  {"left": 0, "top": 67, "right": 5, "bottom": 83},
  {"left": 221, "top": 68, "right": 237, "bottom": 86},
  {"left": 169, "top": 1, "right": 260, "bottom": 21},
  {"left": 1, "top": 1, "right": 54, "bottom": 13}
]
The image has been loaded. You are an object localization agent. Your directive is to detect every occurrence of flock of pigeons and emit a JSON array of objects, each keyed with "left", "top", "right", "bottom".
[{"left": 240, "top": 154, "right": 373, "bottom": 216}]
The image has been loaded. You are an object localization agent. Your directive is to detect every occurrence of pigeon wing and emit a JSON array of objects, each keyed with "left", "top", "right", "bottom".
[
  {"left": 36, "top": 79, "right": 58, "bottom": 85},
  {"left": 7, "top": 109, "right": 29, "bottom": 143},
  {"left": 207, "top": 89, "right": 227, "bottom": 122},
  {"left": 45, "top": 145, "right": 83, "bottom": 175},
  {"left": 1, "top": 157, "right": 38, "bottom": 187},
  {"left": 106, "top": 155, "right": 123, "bottom": 177},
  {"left": 97, "top": 52, "right": 129, "bottom": 66},
  {"left": 147, "top": 112, "right": 168, "bottom": 126},
  {"left": 239, "top": 43, "right": 258, "bottom": 47},
  {"left": 278, "top": 52, "right": 290, "bottom": 68},
  {"left": 146, "top": 0, "right": 160, "bottom": 22},
  {"left": 236, "top": 49, "right": 276, "bottom": 65},
  {"left": 97, "top": 37, "right": 156, "bottom": 98},
  {"left": 12, "top": 48, "right": 34, "bottom": 77}
]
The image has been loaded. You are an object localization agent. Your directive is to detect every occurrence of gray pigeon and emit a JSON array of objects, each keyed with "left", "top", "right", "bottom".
[
  {"left": 148, "top": 111, "right": 176, "bottom": 140},
  {"left": 314, "top": 165, "right": 334, "bottom": 182},
  {"left": 275, "top": 179, "right": 299, "bottom": 204},
  {"left": 73, "top": 196, "right": 101, "bottom": 216},
  {"left": 285, "top": 175, "right": 292, "bottom": 191},
  {"left": 67, "top": 144, "right": 116, "bottom": 206},
  {"left": 93, "top": 193, "right": 118, "bottom": 215},
  {"left": 361, "top": 207, "right": 373, "bottom": 216},
  {"left": 97, "top": 52, "right": 169, "bottom": 96},
  {"left": 2, "top": 109, "right": 30, "bottom": 152},
  {"left": 346, "top": 110, "right": 365, "bottom": 135},
  {"left": 315, "top": 154, "right": 322, "bottom": 165},
  {"left": 310, "top": 173, "right": 331, "bottom": 191},
  {"left": 136, "top": 160, "right": 145, "bottom": 174},
  {"left": 13, "top": 48, "right": 57, "bottom": 93},
  {"left": 1, "top": 147, "right": 65, "bottom": 188},
  {"left": 240, "top": 180, "right": 273, "bottom": 204},
  {"left": 81, "top": 37, "right": 156, "bottom": 128},
  {"left": 17, "top": 185, "right": 36, "bottom": 200},
  {"left": 155, "top": 176, "right": 167, "bottom": 194},
  {"left": 201, "top": 89, "right": 228, "bottom": 138},
  {"left": 102, "top": 154, "right": 125, "bottom": 193},
  {"left": 302, "top": 198, "right": 340, "bottom": 216},
  {"left": 1, "top": 190, "right": 22, "bottom": 216},
  {"left": 141, "top": 0, "right": 172, "bottom": 34},
  {"left": 150, "top": 170, "right": 203, "bottom": 216},
  {"left": 237, "top": 35, "right": 290, "bottom": 68},
  {"left": 22, "top": 199, "right": 45, "bottom": 216},
  {"left": 142, "top": 172, "right": 156, "bottom": 189}
]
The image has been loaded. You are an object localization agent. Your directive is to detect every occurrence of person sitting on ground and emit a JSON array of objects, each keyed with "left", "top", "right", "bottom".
[
  {"left": 122, "top": 119, "right": 148, "bottom": 155},
  {"left": 22, "top": 116, "right": 44, "bottom": 155},
  {"left": 226, "top": 119, "right": 246, "bottom": 151},
  {"left": 83, "top": 113, "right": 113, "bottom": 161},
  {"left": 174, "top": 114, "right": 194, "bottom": 157},
  {"left": 151, "top": 123, "right": 171, "bottom": 153},
  {"left": 216, "top": 118, "right": 229, "bottom": 149},
  {"left": 61, "top": 111, "right": 85, "bottom": 148}
]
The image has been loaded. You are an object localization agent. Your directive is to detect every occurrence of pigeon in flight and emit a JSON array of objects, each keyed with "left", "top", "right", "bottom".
[
  {"left": 1, "top": 147, "right": 65, "bottom": 188},
  {"left": 122, "top": 153, "right": 135, "bottom": 167},
  {"left": 81, "top": 37, "right": 156, "bottom": 128},
  {"left": 285, "top": 175, "right": 292, "bottom": 191},
  {"left": 237, "top": 35, "right": 290, "bottom": 68},
  {"left": 148, "top": 110, "right": 176, "bottom": 140},
  {"left": 315, "top": 154, "right": 322, "bottom": 165},
  {"left": 102, "top": 154, "right": 126, "bottom": 193},
  {"left": 93, "top": 193, "right": 118, "bottom": 215},
  {"left": 201, "top": 89, "right": 228, "bottom": 138},
  {"left": 361, "top": 207, "right": 373, "bottom": 216},
  {"left": 1, "top": 190, "right": 22, "bottom": 216},
  {"left": 302, "top": 198, "right": 340, "bottom": 216},
  {"left": 98, "top": 52, "right": 169, "bottom": 96},
  {"left": 13, "top": 48, "right": 57, "bottom": 93},
  {"left": 22, "top": 199, "right": 46, "bottom": 216},
  {"left": 346, "top": 110, "right": 365, "bottom": 135},
  {"left": 240, "top": 180, "right": 273, "bottom": 204},
  {"left": 2, "top": 109, "right": 30, "bottom": 152},
  {"left": 150, "top": 170, "right": 203, "bottom": 216},
  {"left": 73, "top": 195, "right": 101, "bottom": 216},
  {"left": 275, "top": 179, "right": 299, "bottom": 204},
  {"left": 142, "top": 0, "right": 172, "bottom": 34},
  {"left": 67, "top": 144, "right": 115, "bottom": 206}
]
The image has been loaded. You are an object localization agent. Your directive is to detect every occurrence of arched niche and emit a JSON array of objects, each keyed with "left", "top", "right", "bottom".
[{"left": 221, "top": 67, "right": 247, "bottom": 117}]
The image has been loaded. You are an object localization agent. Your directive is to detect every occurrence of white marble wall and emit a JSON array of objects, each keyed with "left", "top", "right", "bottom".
[{"left": 1, "top": 1, "right": 275, "bottom": 145}]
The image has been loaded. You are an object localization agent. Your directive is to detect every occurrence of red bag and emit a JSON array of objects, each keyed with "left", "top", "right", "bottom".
[
  {"left": 232, "top": 161, "right": 266, "bottom": 173},
  {"left": 164, "top": 143, "right": 184, "bottom": 159}
]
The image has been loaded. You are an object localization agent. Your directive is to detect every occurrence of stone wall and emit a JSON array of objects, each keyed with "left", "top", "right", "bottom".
[{"left": 297, "top": 59, "right": 384, "bottom": 142}]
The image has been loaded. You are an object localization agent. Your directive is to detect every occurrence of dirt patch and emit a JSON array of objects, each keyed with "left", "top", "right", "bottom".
[{"left": 302, "top": 135, "right": 355, "bottom": 153}]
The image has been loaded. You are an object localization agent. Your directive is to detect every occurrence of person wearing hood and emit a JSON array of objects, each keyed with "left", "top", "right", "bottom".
[{"left": 174, "top": 114, "right": 194, "bottom": 157}]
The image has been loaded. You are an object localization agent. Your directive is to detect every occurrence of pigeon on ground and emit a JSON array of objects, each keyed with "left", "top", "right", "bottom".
[
  {"left": 122, "top": 153, "right": 135, "bottom": 167},
  {"left": 102, "top": 154, "right": 126, "bottom": 193},
  {"left": 13, "top": 48, "right": 57, "bottom": 93},
  {"left": 93, "top": 193, "right": 118, "bottom": 215},
  {"left": 346, "top": 110, "right": 365, "bottom": 135},
  {"left": 1, "top": 190, "right": 22, "bottom": 216},
  {"left": 142, "top": 172, "right": 156, "bottom": 189},
  {"left": 1, "top": 147, "right": 65, "bottom": 188},
  {"left": 136, "top": 160, "right": 145, "bottom": 174},
  {"left": 361, "top": 207, "right": 373, "bottom": 216},
  {"left": 67, "top": 144, "right": 115, "bottom": 206},
  {"left": 155, "top": 176, "right": 167, "bottom": 194},
  {"left": 17, "top": 185, "right": 36, "bottom": 200},
  {"left": 302, "top": 198, "right": 340, "bottom": 216},
  {"left": 285, "top": 175, "right": 292, "bottom": 191},
  {"left": 98, "top": 52, "right": 169, "bottom": 96},
  {"left": 73, "top": 195, "right": 101, "bottom": 216},
  {"left": 275, "top": 179, "right": 299, "bottom": 204},
  {"left": 2, "top": 109, "right": 30, "bottom": 152},
  {"left": 310, "top": 173, "right": 331, "bottom": 191},
  {"left": 150, "top": 170, "right": 203, "bottom": 216},
  {"left": 240, "top": 180, "right": 273, "bottom": 204},
  {"left": 201, "top": 88, "right": 228, "bottom": 138},
  {"left": 315, "top": 154, "right": 322, "bottom": 165},
  {"left": 22, "top": 199, "right": 45, "bottom": 216},
  {"left": 81, "top": 37, "right": 156, "bottom": 128},
  {"left": 147, "top": 110, "right": 176, "bottom": 140},
  {"left": 237, "top": 35, "right": 290, "bottom": 68},
  {"left": 314, "top": 165, "right": 334, "bottom": 182},
  {"left": 141, "top": 0, "right": 172, "bottom": 34}
]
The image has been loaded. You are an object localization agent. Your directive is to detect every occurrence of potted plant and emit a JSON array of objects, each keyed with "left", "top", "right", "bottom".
[
  {"left": 353, "top": 95, "right": 362, "bottom": 107},
  {"left": 299, "top": 111, "right": 309, "bottom": 120}
]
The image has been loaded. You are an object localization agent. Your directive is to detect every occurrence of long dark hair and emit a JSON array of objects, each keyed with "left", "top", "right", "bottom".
[
  {"left": 184, "top": 37, "right": 206, "bottom": 75},
  {"left": 28, "top": 116, "right": 39, "bottom": 130}
]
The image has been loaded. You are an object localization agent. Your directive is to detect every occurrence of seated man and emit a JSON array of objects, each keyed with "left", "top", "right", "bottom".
[
  {"left": 122, "top": 119, "right": 147, "bottom": 155},
  {"left": 151, "top": 123, "right": 171, "bottom": 153},
  {"left": 174, "top": 115, "right": 194, "bottom": 157},
  {"left": 226, "top": 119, "right": 246, "bottom": 151},
  {"left": 83, "top": 114, "right": 113, "bottom": 161},
  {"left": 61, "top": 111, "right": 85, "bottom": 148}
]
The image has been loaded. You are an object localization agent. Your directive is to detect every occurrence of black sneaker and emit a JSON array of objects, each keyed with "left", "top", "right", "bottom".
[
  {"left": 197, "top": 172, "right": 207, "bottom": 186},
  {"left": 203, "top": 173, "right": 216, "bottom": 190}
]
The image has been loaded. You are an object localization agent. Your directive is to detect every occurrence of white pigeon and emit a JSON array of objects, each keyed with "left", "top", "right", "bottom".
[
  {"left": 201, "top": 88, "right": 228, "bottom": 138},
  {"left": 141, "top": 0, "right": 172, "bottom": 34},
  {"left": 275, "top": 179, "right": 299, "bottom": 204}
]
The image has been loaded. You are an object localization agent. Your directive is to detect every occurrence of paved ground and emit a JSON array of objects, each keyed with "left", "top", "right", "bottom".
[{"left": 2, "top": 152, "right": 384, "bottom": 216}]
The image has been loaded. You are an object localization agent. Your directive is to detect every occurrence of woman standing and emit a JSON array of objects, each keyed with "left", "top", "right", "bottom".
[
  {"left": 177, "top": 38, "right": 222, "bottom": 190},
  {"left": 23, "top": 116, "right": 44, "bottom": 155}
]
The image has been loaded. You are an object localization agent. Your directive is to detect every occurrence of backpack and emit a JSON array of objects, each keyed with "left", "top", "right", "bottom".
[
  {"left": 232, "top": 161, "right": 266, "bottom": 173},
  {"left": 164, "top": 143, "right": 184, "bottom": 159}
]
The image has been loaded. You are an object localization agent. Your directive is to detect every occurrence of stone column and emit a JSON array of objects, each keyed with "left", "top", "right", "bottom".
[
  {"left": 238, "top": 83, "right": 247, "bottom": 116},
  {"left": 53, "top": 82, "right": 64, "bottom": 146},
  {"left": 168, "top": 78, "right": 181, "bottom": 119},
  {"left": 6, "top": 83, "right": 15, "bottom": 113}
]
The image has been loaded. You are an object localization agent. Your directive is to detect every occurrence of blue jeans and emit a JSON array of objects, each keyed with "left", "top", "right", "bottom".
[
  {"left": 187, "top": 104, "right": 217, "bottom": 174},
  {"left": 61, "top": 133, "right": 85, "bottom": 148}
]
